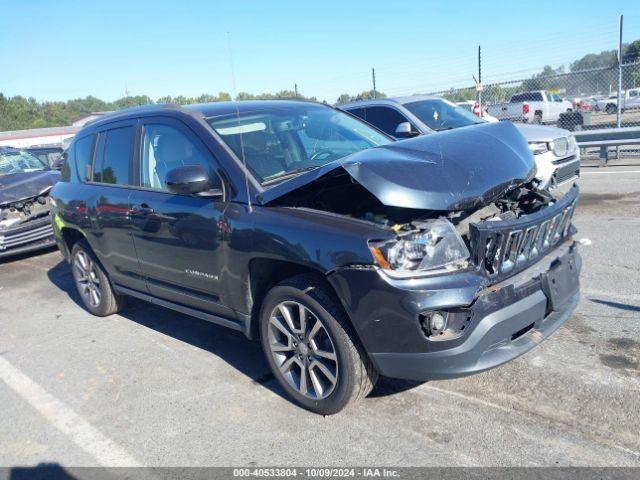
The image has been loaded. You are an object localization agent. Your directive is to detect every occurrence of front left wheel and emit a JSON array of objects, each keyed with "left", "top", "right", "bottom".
[{"left": 259, "top": 274, "right": 378, "bottom": 415}]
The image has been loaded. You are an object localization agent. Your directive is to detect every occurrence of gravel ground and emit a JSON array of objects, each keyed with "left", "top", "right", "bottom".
[{"left": 0, "top": 165, "right": 639, "bottom": 469}]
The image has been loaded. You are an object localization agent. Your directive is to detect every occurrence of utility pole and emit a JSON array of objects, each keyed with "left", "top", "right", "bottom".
[
  {"left": 294, "top": 83, "right": 298, "bottom": 97},
  {"left": 477, "top": 46, "right": 482, "bottom": 113},
  {"left": 617, "top": 15, "right": 623, "bottom": 129},
  {"left": 372, "top": 68, "right": 377, "bottom": 99}
]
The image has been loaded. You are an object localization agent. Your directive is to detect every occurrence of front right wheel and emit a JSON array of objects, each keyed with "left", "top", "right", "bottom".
[{"left": 259, "top": 274, "right": 378, "bottom": 415}]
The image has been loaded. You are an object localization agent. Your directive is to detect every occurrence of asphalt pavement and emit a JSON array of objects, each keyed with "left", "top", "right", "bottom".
[{"left": 0, "top": 165, "right": 639, "bottom": 468}]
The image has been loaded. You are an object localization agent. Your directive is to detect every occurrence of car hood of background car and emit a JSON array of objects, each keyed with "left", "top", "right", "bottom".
[
  {"left": 0, "top": 170, "right": 61, "bottom": 206},
  {"left": 514, "top": 123, "right": 570, "bottom": 142},
  {"left": 259, "top": 121, "right": 536, "bottom": 211}
]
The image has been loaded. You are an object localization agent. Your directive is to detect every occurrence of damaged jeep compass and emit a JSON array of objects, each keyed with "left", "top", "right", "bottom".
[{"left": 51, "top": 101, "right": 581, "bottom": 414}]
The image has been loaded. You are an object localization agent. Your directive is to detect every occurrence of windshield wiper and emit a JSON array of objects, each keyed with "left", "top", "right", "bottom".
[{"left": 262, "top": 165, "right": 322, "bottom": 185}]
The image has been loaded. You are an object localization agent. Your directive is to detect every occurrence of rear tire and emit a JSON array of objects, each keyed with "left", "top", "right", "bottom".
[
  {"left": 70, "top": 240, "right": 127, "bottom": 316},
  {"left": 259, "top": 273, "right": 378, "bottom": 415}
]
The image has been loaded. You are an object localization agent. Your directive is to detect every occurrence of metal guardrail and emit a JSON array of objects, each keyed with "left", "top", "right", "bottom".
[{"left": 574, "top": 126, "right": 640, "bottom": 165}]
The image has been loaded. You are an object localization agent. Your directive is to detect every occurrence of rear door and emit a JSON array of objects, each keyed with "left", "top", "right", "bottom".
[
  {"left": 87, "top": 120, "right": 145, "bottom": 291},
  {"left": 128, "top": 116, "right": 234, "bottom": 317}
]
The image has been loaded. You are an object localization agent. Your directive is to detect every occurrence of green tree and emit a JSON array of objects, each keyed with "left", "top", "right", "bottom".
[
  {"left": 520, "top": 65, "right": 565, "bottom": 91},
  {"left": 351, "top": 90, "right": 386, "bottom": 101},
  {"left": 622, "top": 40, "right": 640, "bottom": 64}
]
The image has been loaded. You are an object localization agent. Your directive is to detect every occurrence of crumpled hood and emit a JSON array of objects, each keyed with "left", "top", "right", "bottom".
[
  {"left": 0, "top": 170, "right": 61, "bottom": 206},
  {"left": 260, "top": 121, "right": 535, "bottom": 211}
]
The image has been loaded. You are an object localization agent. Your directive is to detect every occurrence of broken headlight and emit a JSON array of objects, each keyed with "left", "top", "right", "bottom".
[{"left": 369, "top": 218, "right": 470, "bottom": 277}]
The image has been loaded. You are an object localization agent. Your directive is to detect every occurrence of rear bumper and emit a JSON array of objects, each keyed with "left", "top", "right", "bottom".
[{"left": 0, "top": 216, "right": 55, "bottom": 258}]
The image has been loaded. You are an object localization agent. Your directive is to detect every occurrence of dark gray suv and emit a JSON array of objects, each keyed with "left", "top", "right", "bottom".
[{"left": 51, "top": 100, "right": 581, "bottom": 414}]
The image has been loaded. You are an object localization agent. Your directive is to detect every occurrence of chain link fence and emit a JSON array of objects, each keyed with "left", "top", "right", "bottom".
[{"left": 427, "top": 62, "right": 640, "bottom": 133}]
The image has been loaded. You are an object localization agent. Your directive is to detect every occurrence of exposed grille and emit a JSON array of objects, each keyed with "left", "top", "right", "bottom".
[
  {"left": 470, "top": 186, "right": 578, "bottom": 281},
  {"left": 553, "top": 161, "right": 580, "bottom": 184},
  {"left": 552, "top": 154, "right": 577, "bottom": 165},
  {"left": 0, "top": 216, "right": 53, "bottom": 252}
]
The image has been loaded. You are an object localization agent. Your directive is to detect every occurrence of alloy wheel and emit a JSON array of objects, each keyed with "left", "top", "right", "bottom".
[
  {"left": 73, "top": 251, "right": 102, "bottom": 307},
  {"left": 267, "top": 301, "right": 338, "bottom": 400}
]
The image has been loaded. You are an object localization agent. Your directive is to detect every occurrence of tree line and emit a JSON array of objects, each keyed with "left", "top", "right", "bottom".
[
  {"left": 0, "top": 88, "right": 389, "bottom": 131},
  {"left": 3, "top": 40, "right": 638, "bottom": 132},
  {"left": 442, "top": 40, "right": 640, "bottom": 104}
]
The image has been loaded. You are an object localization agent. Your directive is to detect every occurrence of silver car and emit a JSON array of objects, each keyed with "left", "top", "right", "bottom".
[{"left": 339, "top": 96, "right": 580, "bottom": 190}]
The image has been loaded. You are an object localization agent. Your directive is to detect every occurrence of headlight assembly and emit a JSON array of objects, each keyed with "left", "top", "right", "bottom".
[
  {"left": 550, "top": 137, "right": 569, "bottom": 157},
  {"left": 528, "top": 142, "right": 549, "bottom": 155},
  {"left": 369, "top": 218, "right": 470, "bottom": 278}
]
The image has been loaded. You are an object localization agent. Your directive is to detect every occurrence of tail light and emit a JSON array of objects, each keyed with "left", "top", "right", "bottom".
[
  {"left": 523, "top": 103, "right": 530, "bottom": 115},
  {"left": 472, "top": 103, "right": 481, "bottom": 116}
]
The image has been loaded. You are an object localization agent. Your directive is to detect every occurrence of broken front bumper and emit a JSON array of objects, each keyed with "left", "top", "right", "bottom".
[
  {"left": 0, "top": 215, "right": 56, "bottom": 258},
  {"left": 328, "top": 241, "right": 581, "bottom": 381}
]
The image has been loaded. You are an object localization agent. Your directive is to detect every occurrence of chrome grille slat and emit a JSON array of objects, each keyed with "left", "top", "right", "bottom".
[
  {"left": 0, "top": 223, "right": 53, "bottom": 250},
  {"left": 469, "top": 187, "right": 578, "bottom": 281}
]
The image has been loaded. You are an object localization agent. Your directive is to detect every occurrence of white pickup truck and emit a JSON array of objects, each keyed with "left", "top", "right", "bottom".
[{"left": 486, "top": 90, "right": 573, "bottom": 124}]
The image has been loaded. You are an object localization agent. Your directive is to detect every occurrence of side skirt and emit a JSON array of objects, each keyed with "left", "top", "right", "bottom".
[{"left": 113, "top": 285, "right": 251, "bottom": 337}]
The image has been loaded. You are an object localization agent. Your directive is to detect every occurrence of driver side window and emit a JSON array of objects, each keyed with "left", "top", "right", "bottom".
[
  {"left": 358, "top": 107, "right": 414, "bottom": 137},
  {"left": 141, "top": 123, "right": 220, "bottom": 191}
]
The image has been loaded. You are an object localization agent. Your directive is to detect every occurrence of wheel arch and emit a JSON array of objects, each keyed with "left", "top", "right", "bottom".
[
  {"left": 59, "top": 227, "right": 86, "bottom": 262},
  {"left": 246, "top": 258, "right": 345, "bottom": 341}
]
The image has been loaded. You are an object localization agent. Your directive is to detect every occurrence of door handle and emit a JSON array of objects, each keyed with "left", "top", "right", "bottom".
[{"left": 130, "top": 203, "right": 155, "bottom": 215}]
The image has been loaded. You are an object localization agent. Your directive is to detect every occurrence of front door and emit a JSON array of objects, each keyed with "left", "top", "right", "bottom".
[{"left": 129, "top": 118, "right": 233, "bottom": 317}]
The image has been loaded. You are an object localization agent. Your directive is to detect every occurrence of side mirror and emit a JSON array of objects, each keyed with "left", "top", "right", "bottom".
[
  {"left": 395, "top": 122, "right": 419, "bottom": 139},
  {"left": 165, "top": 165, "right": 223, "bottom": 198}
]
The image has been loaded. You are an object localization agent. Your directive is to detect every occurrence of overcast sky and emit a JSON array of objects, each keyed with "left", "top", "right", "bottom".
[{"left": 1, "top": 0, "right": 638, "bottom": 103}]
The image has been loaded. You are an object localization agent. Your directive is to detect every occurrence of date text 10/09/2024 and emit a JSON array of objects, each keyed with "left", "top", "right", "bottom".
[{"left": 232, "top": 468, "right": 400, "bottom": 478}]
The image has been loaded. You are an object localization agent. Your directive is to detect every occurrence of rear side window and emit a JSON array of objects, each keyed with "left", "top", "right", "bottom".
[
  {"left": 74, "top": 134, "right": 95, "bottom": 182},
  {"left": 93, "top": 127, "right": 134, "bottom": 185},
  {"left": 512, "top": 92, "right": 543, "bottom": 102}
]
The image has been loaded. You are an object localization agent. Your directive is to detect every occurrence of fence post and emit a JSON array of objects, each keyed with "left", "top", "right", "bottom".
[
  {"left": 616, "top": 15, "right": 623, "bottom": 129},
  {"left": 478, "top": 46, "right": 482, "bottom": 113},
  {"left": 372, "top": 68, "right": 377, "bottom": 99}
]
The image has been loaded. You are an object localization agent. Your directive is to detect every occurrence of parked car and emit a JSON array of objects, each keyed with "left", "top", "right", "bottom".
[
  {"left": 51, "top": 101, "right": 581, "bottom": 414},
  {"left": 340, "top": 96, "right": 580, "bottom": 190},
  {"left": 486, "top": 90, "right": 573, "bottom": 124},
  {"left": 0, "top": 146, "right": 61, "bottom": 258},
  {"left": 24, "top": 145, "right": 65, "bottom": 170},
  {"left": 455, "top": 101, "right": 499, "bottom": 122},
  {"left": 595, "top": 88, "right": 640, "bottom": 114}
]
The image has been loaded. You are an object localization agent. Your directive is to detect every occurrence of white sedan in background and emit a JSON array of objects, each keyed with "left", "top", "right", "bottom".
[{"left": 340, "top": 96, "right": 580, "bottom": 191}]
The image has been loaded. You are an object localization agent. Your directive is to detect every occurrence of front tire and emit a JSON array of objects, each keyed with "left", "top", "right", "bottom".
[
  {"left": 71, "top": 240, "right": 127, "bottom": 316},
  {"left": 259, "top": 274, "right": 377, "bottom": 414}
]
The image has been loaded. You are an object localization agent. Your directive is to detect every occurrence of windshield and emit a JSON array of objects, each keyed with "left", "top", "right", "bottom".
[
  {"left": 0, "top": 150, "right": 48, "bottom": 176},
  {"left": 404, "top": 99, "right": 485, "bottom": 132},
  {"left": 207, "top": 105, "right": 392, "bottom": 184}
]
